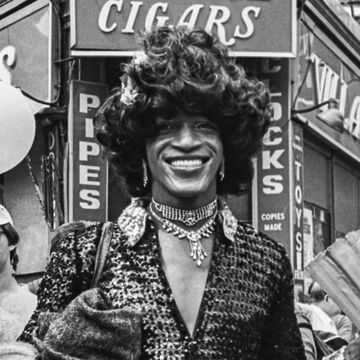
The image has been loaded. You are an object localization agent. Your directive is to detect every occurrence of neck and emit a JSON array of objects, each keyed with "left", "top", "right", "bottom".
[
  {"left": 152, "top": 197, "right": 217, "bottom": 208},
  {"left": 151, "top": 194, "right": 218, "bottom": 210},
  {"left": 149, "top": 199, "right": 218, "bottom": 231}
]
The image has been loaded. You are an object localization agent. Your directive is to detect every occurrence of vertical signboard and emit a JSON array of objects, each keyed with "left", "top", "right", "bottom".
[
  {"left": 256, "top": 59, "right": 305, "bottom": 299},
  {"left": 256, "top": 59, "right": 291, "bottom": 255},
  {"left": 69, "top": 80, "right": 108, "bottom": 222},
  {"left": 292, "top": 123, "right": 304, "bottom": 299}
]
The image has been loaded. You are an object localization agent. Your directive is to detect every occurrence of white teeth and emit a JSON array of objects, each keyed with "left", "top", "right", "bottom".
[{"left": 170, "top": 159, "right": 202, "bottom": 168}]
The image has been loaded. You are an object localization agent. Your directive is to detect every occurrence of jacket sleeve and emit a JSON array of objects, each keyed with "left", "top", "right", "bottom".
[
  {"left": 334, "top": 314, "right": 354, "bottom": 343},
  {"left": 18, "top": 223, "right": 102, "bottom": 343},
  {"left": 259, "top": 248, "right": 307, "bottom": 360},
  {"left": 296, "top": 313, "right": 318, "bottom": 360}
]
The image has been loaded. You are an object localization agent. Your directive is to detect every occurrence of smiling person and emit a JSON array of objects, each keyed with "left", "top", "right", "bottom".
[{"left": 20, "top": 27, "right": 306, "bottom": 359}]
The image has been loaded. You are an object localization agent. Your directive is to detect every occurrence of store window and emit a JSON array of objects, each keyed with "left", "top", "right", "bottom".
[
  {"left": 304, "top": 141, "right": 331, "bottom": 210},
  {"left": 303, "top": 135, "right": 360, "bottom": 269},
  {"left": 303, "top": 202, "right": 331, "bottom": 294},
  {"left": 334, "top": 158, "right": 360, "bottom": 237},
  {"left": 303, "top": 138, "right": 333, "bottom": 293}
]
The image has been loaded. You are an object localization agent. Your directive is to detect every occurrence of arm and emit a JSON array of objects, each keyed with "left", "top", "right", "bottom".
[
  {"left": 296, "top": 313, "right": 318, "bottom": 360},
  {"left": 18, "top": 224, "right": 101, "bottom": 343},
  {"left": 321, "top": 336, "right": 360, "bottom": 360},
  {"left": 301, "top": 326, "right": 317, "bottom": 360},
  {"left": 333, "top": 314, "right": 354, "bottom": 343},
  {"left": 259, "top": 248, "right": 306, "bottom": 360}
]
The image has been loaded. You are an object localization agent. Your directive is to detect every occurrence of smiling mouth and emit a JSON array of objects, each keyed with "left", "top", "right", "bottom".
[{"left": 166, "top": 158, "right": 209, "bottom": 169}]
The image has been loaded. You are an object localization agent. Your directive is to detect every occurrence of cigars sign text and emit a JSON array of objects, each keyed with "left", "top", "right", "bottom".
[{"left": 70, "top": 0, "right": 296, "bottom": 57}]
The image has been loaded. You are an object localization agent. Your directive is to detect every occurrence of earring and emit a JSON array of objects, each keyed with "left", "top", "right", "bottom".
[
  {"left": 219, "top": 161, "right": 225, "bottom": 182},
  {"left": 142, "top": 159, "right": 149, "bottom": 188}
]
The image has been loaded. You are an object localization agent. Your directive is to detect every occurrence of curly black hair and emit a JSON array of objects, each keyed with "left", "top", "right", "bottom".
[{"left": 94, "top": 27, "right": 271, "bottom": 197}]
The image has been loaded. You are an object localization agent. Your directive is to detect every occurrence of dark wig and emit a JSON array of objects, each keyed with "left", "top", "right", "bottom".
[
  {"left": 94, "top": 27, "right": 271, "bottom": 197},
  {"left": 1, "top": 222, "right": 19, "bottom": 271}
]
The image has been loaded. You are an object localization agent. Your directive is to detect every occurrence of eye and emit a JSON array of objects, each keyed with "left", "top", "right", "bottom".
[
  {"left": 195, "top": 121, "right": 218, "bottom": 132},
  {"left": 157, "top": 122, "right": 175, "bottom": 133}
]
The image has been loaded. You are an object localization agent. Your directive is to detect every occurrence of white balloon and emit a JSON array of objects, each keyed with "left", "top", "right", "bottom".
[{"left": 0, "top": 82, "right": 36, "bottom": 174}]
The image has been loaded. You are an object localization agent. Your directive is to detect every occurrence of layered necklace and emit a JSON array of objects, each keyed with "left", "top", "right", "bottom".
[
  {"left": 149, "top": 199, "right": 218, "bottom": 266},
  {"left": 152, "top": 198, "right": 217, "bottom": 226}
]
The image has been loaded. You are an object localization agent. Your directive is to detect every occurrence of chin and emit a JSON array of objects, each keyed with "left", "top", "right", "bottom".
[
  {"left": 168, "top": 179, "right": 214, "bottom": 199},
  {"left": 172, "top": 189, "right": 205, "bottom": 199}
]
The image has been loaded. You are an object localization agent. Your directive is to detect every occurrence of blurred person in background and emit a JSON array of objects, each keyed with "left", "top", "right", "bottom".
[
  {"left": 0, "top": 204, "right": 37, "bottom": 342},
  {"left": 296, "top": 299, "right": 360, "bottom": 360},
  {"left": 309, "top": 281, "right": 354, "bottom": 344}
]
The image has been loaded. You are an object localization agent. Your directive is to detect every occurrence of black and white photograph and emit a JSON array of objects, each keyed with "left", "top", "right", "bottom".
[{"left": 1, "top": 0, "right": 360, "bottom": 359}]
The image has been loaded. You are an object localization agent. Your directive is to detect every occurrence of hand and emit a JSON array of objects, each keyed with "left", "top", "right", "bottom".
[{"left": 344, "top": 336, "right": 360, "bottom": 360}]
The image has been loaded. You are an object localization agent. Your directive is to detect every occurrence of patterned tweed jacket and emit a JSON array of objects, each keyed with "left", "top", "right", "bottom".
[{"left": 20, "top": 199, "right": 306, "bottom": 360}]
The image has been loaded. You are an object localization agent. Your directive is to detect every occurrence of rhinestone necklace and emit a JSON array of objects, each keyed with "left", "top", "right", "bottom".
[
  {"left": 151, "top": 198, "right": 217, "bottom": 227},
  {"left": 149, "top": 203, "right": 217, "bottom": 266}
]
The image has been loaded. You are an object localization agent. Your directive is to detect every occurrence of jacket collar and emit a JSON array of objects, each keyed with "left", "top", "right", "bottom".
[{"left": 117, "top": 197, "right": 238, "bottom": 247}]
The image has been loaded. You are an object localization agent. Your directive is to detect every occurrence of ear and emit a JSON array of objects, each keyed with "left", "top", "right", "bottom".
[{"left": 218, "top": 160, "right": 225, "bottom": 182}]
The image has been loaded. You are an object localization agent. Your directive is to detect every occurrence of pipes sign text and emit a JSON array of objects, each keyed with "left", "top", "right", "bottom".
[{"left": 69, "top": 81, "right": 109, "bottom": 222}]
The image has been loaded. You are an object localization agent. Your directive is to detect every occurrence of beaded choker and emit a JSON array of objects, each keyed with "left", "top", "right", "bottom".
[
  {"left": 151, "top": 198, "right": 217, "bottom": 227},
  {"left": 149, "top": 203, "right": 217, "bottom": 267}
]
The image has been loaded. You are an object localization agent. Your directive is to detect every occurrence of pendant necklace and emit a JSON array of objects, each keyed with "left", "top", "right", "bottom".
[{"left": 149, "top": 203, "right": 217, "bottom": 266}]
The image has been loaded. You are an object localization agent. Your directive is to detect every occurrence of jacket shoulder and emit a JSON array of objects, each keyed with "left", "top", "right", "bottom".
[
  {"left": 50, "top": 221, "right": 103, "bottom": 253},
  {"left": 237, "top": 221, "right": 287, "bottom": 254}
]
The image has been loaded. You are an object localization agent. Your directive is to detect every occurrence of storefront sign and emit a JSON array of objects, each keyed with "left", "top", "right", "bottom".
[
  {"left": 292, "top": 123, "right": 304, "bottom": 295},
  {"left": 70, "top": 0, "right": 296, "bottom": 57},
  {"left": 69, "top": 81, "right": 109, "bottom": 222},
  {"left": 0, "top": 0, "right": 57, "bottom": 113},
  {"left": 256, "top": 59, "right": 291, "bottom": 254},
  {"left": 295, "top": 22, "right": 360, "bottom": 160}
]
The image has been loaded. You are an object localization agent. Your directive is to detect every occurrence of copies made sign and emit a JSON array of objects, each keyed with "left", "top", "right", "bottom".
[
  {"left": 256, "top": 59, "right": 291, "bottom": 254},
  {"left": 70, "top": 0, "right": 296, "bottom": 57}
]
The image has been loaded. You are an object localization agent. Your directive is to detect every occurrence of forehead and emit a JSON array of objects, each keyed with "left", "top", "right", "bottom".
[{"left": 155, "top": 113, "right": 211, "bottom": 124}]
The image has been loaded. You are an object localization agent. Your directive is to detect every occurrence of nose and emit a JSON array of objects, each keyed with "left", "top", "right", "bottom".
[{"left": 172, "top": 123, "right": 201, "bottom": 151}]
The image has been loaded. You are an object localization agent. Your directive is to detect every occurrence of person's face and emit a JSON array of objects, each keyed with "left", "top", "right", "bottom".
[
  {"left": 0, "top": 227, "right": 11, "bottom": 273},
  {"left": 325, "top": 295, "right": 341, "bottom": 317},
  {"left": 146, "top": 113, "right": 223, "bottom": 205}
]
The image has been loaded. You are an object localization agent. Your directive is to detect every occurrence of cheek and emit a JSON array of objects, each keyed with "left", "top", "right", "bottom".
[
  {"left": 145, "top": 139, "right": 169, "bottom": 168},
  {"left": 145, "top": 146, "right": 159, "bottom": 173},
  {"left": 0, "top": 241, "right": 8, "bottom": 260},
  {"left": 145, "top": 139, "right": 162, "bottom": 161},
  {"left": 214, "top": 140, "right": 224, "bottom": 163}
]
